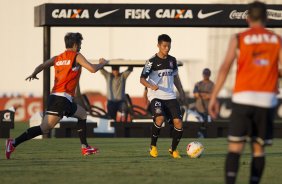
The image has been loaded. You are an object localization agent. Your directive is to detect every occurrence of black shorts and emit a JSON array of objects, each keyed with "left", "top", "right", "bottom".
[
  {"left": 107, "top": 100, "right": 127, "bottom": 119},
  {"left": 150, "top": 98, "right": 182, "bottom": 120},
  {"left": 229, "top": 103, "right": 275, "bottom": 146},
  {"left": 45, "top": 95, "right": 77, "bottom": 118}
]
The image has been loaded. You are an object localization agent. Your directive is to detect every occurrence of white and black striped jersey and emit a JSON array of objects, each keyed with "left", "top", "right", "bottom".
[{"left": 140, "top": 54, "right": 178, "bottom": 101}]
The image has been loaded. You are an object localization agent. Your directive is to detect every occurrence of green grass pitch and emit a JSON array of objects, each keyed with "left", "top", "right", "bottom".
[{"left": 0, "top": 122, "right": 281, "bottom": 184}]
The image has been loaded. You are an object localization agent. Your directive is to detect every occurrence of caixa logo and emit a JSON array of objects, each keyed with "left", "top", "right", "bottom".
[
  {"left": 229, "top": 10, "right": 248, "bottom": 20},
  {"left": 56, "top": 60, "right": 71, "bottom": 66},
  {"left": 125, "top": 9, "right": 193, "bottom": 19},
  {"left": 52, "top": 9, "right": 89, "bottom": 19},
  {"left": 156, "top": 9, "right": 193, "bottom": 19}
]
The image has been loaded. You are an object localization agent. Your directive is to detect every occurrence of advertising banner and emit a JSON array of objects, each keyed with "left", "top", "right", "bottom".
[
  {"left": 35, "top": 4, "right": 282, "bottom": 27},
  {"left": 2, "top": 97, "right": 282, "bottom": 122}
]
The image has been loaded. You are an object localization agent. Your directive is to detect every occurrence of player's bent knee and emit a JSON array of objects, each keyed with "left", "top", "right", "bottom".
[
  {"left": 40, "top": 122, "right": 53, "bottom": 134},
  {"left": 173, "top": 119, "right": 183, "bottom": 129},
  {"left": 80, "top": 113, "right": 87, "bottom": 120},
  {"left": 76, "top": 110, "right": 87, "bottom": 120},
  {"left": 253, "top": 151, "right": 265, "bottom": 157},
  {"left": 154, "top": 116, "right": 165, "bottom": 126},
  {"left": 74, "top": 105, "right": 87, "bottom": 119},
  {"left": 228, "top": 142, "right": 245, "bottom": 154},
  {"left": 252, "top": 142, "right": 265, "bottom": 156},
  {"left": 40, "top": 125, "right": 51, "bottom": 134},
  {"left": 155, "top": 121, "right": 163, "bottom": 127}
]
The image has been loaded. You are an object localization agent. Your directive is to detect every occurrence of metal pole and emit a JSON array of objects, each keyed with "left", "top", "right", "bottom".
[{"left": 43, "top": 26, "right": 51, "bottom": 138}]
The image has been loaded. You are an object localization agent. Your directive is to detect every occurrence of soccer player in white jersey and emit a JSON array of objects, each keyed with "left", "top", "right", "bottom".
[{"left": 140, "top": 34, "right": 186, "bottom": 159}]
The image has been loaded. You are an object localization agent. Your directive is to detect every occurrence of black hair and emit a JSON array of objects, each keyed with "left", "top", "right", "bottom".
[
  {"left": 158, "top": 34, "right": 171, "bottom": 44},
  {"left": 203, "top": 68, "right": 211, "bottom": 76},
  {"left": 112, "top": 66, "right": 120, "bottom": 71},
  {"left": 248, "top": 1, "right": 267, "bottom": 23},
  {"left": 64, "top": 32, "right": 83, "bottom": 48}
]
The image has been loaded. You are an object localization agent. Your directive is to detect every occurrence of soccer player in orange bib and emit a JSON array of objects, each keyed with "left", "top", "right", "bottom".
[
  {"left": 5, "top": 32, "right": 108, "bottom": 159},
  {"left": 209, "top": 1, "right": 282, "bottom": 184}
]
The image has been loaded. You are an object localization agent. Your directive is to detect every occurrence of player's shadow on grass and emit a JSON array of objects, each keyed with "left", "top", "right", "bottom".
[
  {"left": 262, "top": 152, "right": 282, "bottom": 156},
  {"left": 198, "top": 153, "right": 226, "bottom": 157}
]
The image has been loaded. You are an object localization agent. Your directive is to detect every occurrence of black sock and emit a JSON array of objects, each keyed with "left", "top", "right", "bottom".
[
  {"left": 167, "top": 118, "right": 174, "bottom": 138},
  {"left": 77, "top": 119, "right": 88, "bottom": 147},
  {"left": 151, "top": 123, "right": 162, "bottom": 146},
  {"left": 14, "top": 126, "right": 42, "bottom": 147},
  {"left": 171, "top": 127, "right": 183, "bottom": 151},
  {"left": 250, "top": 156, "right": 265, "bottom": 184},
  {"left": 225, "top": 152, "right": 240, "bottom": 184}
]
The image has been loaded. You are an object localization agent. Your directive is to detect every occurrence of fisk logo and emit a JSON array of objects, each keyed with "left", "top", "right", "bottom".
[
  {"left": 52, "top": 9, "right": 89, "bottom": 19},
  {"left": 125, "top": 9, "right": 151, "bottom": 19},
  {"left": 156, "top": 9, "right": 193, "bottom": 19}
]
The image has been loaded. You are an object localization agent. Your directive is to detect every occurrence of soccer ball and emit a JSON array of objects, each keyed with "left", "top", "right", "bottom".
[{"left": 186, "top": 141, "right": 204, "bottom": 158}]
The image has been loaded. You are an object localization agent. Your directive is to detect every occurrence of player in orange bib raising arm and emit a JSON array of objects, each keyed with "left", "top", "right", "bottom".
[
  {"left": 208, "top": 1, "right": 282, "bottom": 184},
  {"left": 5, "top": 32, "right": 109, "bottom": 159}
]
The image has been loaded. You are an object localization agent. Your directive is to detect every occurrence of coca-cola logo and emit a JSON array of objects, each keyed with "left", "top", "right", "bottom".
[
  {"left": 230, "top": 9, "right": 282, "bottom": 20},
  {"left": 229, "top": 10, "right": 248, "bottom": 20}
]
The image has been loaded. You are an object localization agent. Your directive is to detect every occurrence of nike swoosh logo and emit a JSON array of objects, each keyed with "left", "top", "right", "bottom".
[
  {"left": 157, "top": 64, "right": 162, "bottom": 66},
  {"left": 94, "top": 9, "right": 119, "bottom": 19},
  {"left": 198, "top": 10, "right": 223, "bottom": 19}
]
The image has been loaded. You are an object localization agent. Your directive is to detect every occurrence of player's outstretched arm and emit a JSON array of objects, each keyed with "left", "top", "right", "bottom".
[
  {"left": 100, "top": 67, "right": 109, "bottom": 77},
  {"left": 122, "top": 66, "right": 134, "bottom": 79},
  {"left": 208, "top": 35, "right": 237, "bottom": 119},
  {"left": 25, "top": 57, "right": 55, "bottom": 81},
  {"left": 127, "top": 66, "right": 133, "bottom": 71},
  {"left": 76, "top": 53, "right": 108, "bottom": 73},
  {"left": 278, "top": 38, "right": 282, "bottom": 77}
]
